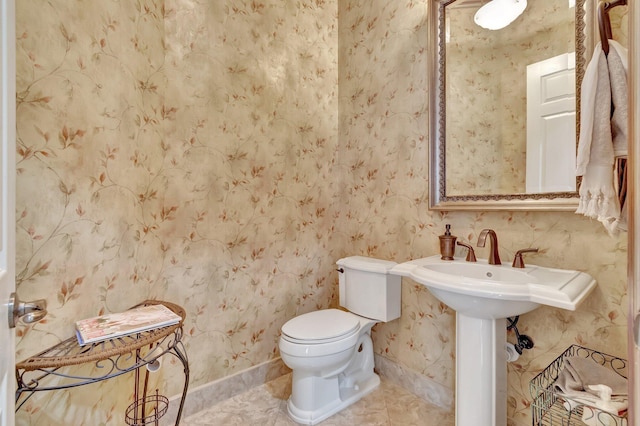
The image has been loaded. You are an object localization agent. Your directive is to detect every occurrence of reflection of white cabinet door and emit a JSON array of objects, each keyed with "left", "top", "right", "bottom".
[
  {"left": 526, "top": 52, "right": 576, "bottom": 193},
  {"left": 1, "top": 0, "right": 16, "bottom": 423}
]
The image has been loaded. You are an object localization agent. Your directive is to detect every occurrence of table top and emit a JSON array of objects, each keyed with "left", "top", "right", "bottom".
[{"left": 16, "top": 300, "right": 185, "bottom": 372}]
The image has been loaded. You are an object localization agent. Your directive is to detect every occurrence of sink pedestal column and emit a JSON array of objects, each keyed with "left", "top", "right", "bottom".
[{"left": 456, "top": 314, "right": 507, "bottom": 426}]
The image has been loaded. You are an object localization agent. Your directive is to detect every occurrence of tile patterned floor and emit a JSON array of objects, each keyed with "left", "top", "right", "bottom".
[{"left": 182, "top": 374, "right": 454, "bottom": 425}]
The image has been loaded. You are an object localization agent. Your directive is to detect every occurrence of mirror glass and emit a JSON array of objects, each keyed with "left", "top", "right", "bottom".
[{"left": 429, "top": 0, "right": 588, "bottom": 210}]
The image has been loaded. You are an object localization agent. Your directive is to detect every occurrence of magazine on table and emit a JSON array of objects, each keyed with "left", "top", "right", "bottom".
[{"left": 75, "top": 304, "right": 181, "bottom": 346}]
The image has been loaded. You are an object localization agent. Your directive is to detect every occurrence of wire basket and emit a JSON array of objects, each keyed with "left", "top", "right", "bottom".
[
  {"left": 530, "top": 345, "right": 628, "bottom": 426},
  {"left": 124, "top": 389, "right": 169, "bottom": 426}
]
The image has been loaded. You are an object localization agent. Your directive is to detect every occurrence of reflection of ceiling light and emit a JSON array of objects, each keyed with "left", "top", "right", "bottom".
[{"left": 474, "top": 0, "right": 528, "bottom": 30}]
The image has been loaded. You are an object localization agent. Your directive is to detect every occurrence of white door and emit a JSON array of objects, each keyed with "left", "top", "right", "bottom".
[
  {"left": 526, "top": 52, "right": 576, "bottom": 193},
  {"left": 0, "top": 0, "right": 16, "bottom": 423}
]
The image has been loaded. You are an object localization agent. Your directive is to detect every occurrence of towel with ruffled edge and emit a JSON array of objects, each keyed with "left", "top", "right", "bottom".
[
  {"left": 609, "top": 40, "right": 628, "bottom": 233},
  {"left": 575, "top": 42, "right": 618, "bottom": 233}
]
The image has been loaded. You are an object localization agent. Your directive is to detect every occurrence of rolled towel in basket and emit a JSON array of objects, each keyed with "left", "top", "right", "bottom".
[
  {"left": 554, "top": 356, "right": 628, "bottom": 414},
  {"left": 580, "top": 385, "right": 628, "bottom": 425},
  {"left": 555, "top": 357, "right": 627, "bottom": 395}
]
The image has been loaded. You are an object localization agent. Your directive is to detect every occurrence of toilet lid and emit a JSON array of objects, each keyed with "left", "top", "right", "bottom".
[{"left": 281, "top": 309, "right": 360, "bottom": 342}]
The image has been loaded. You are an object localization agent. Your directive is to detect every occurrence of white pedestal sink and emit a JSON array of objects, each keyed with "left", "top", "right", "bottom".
[{"left": 391, "top": 256, "right": 597, "bottom": 426}]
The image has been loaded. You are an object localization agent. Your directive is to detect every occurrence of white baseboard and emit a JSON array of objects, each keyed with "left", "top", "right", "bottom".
[
  {"left": 373, "top": 354, "right": 454, "bottom": 410},
  {"left": 162, "top": 358, "right": 290, "bottom": 425}
]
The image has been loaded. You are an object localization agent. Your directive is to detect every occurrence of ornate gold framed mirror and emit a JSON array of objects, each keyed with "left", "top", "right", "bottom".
[{"left": 428, "top": 0, "right": 592, "bottom": 210}]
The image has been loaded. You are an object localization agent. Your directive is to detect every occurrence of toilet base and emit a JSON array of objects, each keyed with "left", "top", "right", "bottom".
[
  {"left": 281, "top": 317, "right": 380, "bottom": 425},
  {"left": 286, "top": 373, "right": 380, "bottom": 425}
]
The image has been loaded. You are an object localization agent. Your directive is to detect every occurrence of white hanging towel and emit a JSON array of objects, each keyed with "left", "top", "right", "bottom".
[
  {"left": 609, "top": 40, "right": 629, "bottom": 232},
  {"left": 575, "top": 42, "right": 618, "bottom": 232},
  {"left": 576, "top": 41, "right": 628, "bottom": 235},
  {"left": 608, "top": 40, "right": 628, "bottom": 158}
]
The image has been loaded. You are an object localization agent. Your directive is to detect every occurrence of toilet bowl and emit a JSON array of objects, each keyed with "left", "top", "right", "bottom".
[
  {"left": 280, "top": 309, "right": 378, "bottom": 425},
  {"left": 279, "top": 256, "right": 401, "bottom": 425}
]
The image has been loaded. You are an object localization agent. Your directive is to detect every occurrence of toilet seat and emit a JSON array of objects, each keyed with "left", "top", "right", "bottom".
[{"left": 281, "top": 309, "right": 360, "bottom": 344}]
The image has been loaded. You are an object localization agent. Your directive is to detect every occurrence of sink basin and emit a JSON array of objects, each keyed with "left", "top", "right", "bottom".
[
  {"left": 391, "top": 254, "right": 597, "bottom": 426},
  {"left": 391, "top": 255, "right": 597, "bottom": 319}
]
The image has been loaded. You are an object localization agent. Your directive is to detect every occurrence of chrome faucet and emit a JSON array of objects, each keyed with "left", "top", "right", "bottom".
[{"left": 477, "top": 229, "right": 501, "bottom": 265}]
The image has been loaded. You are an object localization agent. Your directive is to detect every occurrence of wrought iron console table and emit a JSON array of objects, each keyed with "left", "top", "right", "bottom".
[{"left": 15, "top": 300, "right": 189, "bottom": 425}]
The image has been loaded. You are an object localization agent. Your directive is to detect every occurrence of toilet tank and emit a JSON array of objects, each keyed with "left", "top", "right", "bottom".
[{"left": 336, "top": 256, "right": 401, "bottom": 322}]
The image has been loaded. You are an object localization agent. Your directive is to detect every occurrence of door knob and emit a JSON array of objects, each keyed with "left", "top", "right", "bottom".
[{"left": 8, "top": 292, "right": 47, "bottom": 328}]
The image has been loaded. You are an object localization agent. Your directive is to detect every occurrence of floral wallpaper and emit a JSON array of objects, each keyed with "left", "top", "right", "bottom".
[
  {"left": 15, "top": 0, "right": 340, "bottom": 424},
  {"left": 14, "top": 1, "right": 628, "bottom": 426}
]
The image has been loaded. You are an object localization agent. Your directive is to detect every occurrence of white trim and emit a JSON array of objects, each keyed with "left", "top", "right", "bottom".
[
  {"left": 374, "top": 354, "right": 454, "bottom": 410},
  {"left": 0, "top": 0, "right": 16, "bottom": 423},
  {"left": 628, "top": 0, "right": 639, "bottom": 423},
  {"left": 161, "top": 358, "right": 289, "bottom": 425}
]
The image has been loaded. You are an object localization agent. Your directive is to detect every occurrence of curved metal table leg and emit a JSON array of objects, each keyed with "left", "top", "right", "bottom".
[{"left": 171, "top": 341, "right": 190, "bottom": 425}]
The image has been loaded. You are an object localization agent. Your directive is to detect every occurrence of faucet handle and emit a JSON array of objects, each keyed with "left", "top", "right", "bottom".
[
  {"left": 456, "top": 241, "right": 476, "bottom": 262},
  {"left": 512, "top": 248, "right": 539, "bottom": 268}
]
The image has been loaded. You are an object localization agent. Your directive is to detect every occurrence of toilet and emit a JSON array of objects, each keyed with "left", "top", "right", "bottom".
[{"left": 279, "top": 256, "right": 401, "bottom": 425}]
